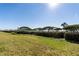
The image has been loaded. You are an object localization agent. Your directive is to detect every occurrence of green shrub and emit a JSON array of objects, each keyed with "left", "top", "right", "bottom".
[
  {"left": 64, "top": 32, "right": 79, "bottom": 43},
  {"left": 33, "top": 32, "right": 64, "bottom": 38},
  {"left": 52, "top": 32, "right": 64, "bottom": 38},
  {"left": 3, "top": 30, "right": 64, "bottom": 38}
]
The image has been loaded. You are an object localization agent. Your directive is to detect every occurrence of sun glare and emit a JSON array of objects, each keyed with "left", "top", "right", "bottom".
[{"left": 48, "top": 2, "right": 59, "bottom": 9}]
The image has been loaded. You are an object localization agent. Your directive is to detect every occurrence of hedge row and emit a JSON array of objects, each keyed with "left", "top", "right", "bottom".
[
  {"left": 33, "top": 32, "right": 64, "bottom": 38},
  {"left": 2, "top": 30, "right": 64, "bottom": 38},
  {"left": 16, "top": 30, "right": 64, "bottom": 38},
  {"left": 3, "top": 30, "right": 79, "bottom": 43},
  {"left": 12, "top": 31, "right": 79, "bottom": 43},
  {"left": 64, "top": 32, "right": 79, "bottom": 43}
]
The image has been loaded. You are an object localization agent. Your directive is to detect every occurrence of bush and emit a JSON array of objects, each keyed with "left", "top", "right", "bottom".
[
  {"left": 3, "top": 30, "right": 64, "bottom": 38},
  {"left": 64, "top": 32, "right": 79, "bottom": 43},
  {"left": 15, "top": 30, "right": 27, "bottom": 34},
  {"left": 52, "top": 32, "right": 64, "bottom": 38},
  {"left": 33, "top": 32, "right": 64, "bottom": 38}
]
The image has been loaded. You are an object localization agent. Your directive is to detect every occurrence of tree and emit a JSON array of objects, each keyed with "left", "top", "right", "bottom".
[
  {"left": 61, "top": 22, "right": 68, "bottom": 27},
  {"left": 64, "top": 24, "right": 79, "bottom": 32},
  {"left": 54, "top": 28, "right": 62, "bottom": 31},
  {"left": 33, "top": 28, "right": 43, "bottom": 32},
  {"left": 18, "top": 26, "right": 31, "bottom": 31},
  {"left": 43, "top": 26, "right": 55, "bottom": 32}
]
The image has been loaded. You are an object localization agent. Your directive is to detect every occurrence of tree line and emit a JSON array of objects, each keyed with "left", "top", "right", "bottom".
[{"left": 2, "top": 22, "right": 79, "bottom": 43}]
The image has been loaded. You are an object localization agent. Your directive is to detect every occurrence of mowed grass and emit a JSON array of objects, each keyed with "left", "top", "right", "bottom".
[{"left": 0, "top": 32, "right": 79, "bottom": 56}]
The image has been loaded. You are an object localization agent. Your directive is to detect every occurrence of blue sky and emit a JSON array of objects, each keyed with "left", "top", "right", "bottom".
[{"left": 0, "top": 3, "right": 79, "bottom": 29}]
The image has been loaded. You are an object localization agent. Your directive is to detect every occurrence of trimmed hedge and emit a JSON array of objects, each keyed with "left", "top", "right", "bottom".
[
  {"left": 35, "top": 32, "right": 64, "bottom": 38},
  {"left": 2, "top": 30, "right": 64, "bottom": 38},
  {"left": 16, "top": 31, "right": 64, "bottom": 38},
  {"left": 64, "top": 32, "right": 79, "bottom": 43}
]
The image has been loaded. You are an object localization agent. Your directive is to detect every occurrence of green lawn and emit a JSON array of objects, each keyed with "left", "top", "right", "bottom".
[{"left": 0, "top": 32, "right": 79, "bottom": 56}]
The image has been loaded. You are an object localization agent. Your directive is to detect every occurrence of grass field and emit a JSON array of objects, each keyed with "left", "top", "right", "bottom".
[{"left": 0, "top": 32, "right": 79, "bottom": 56}]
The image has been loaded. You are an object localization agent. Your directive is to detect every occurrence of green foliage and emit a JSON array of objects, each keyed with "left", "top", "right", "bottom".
[
  {"left": 64, "top": 24, "right": 79, "bottom": 43},
  {"left": 43, "top": 26, "right": 55, "bottom": 30},
  {"left": 61, "top": 22, "right": 68, "bottom": 27},
  {"left": 64, "top": 32, "right": 79, "bottom": 43},
  {"left": 64, "top": 24, "right": 79, "bottom": 32},
  {"left": 33, "top": 32, "right": 64, "bottom": 38},
  {"left": 1, "top": 26, "right": 64, "bottom": 39},
  {"left": 18, "top": 26, "right": 31, "bottom": 31}
]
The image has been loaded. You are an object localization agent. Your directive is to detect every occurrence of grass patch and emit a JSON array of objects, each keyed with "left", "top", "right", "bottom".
[{"left": 0, "top": 32, "right": 78, "bottom": 55}]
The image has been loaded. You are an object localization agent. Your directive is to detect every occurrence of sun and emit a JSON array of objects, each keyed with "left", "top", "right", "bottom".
[{"left": 48, "top": 2, "right": 59, "bottom": 8}]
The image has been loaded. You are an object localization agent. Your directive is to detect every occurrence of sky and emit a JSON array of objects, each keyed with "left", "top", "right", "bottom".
[{"left": 0, "top": 3, "right": 79, "bottom": 29}]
